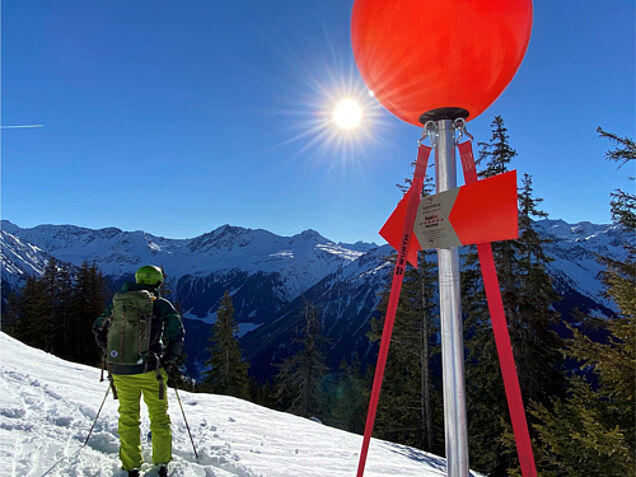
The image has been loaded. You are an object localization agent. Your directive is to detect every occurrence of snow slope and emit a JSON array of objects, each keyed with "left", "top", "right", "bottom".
[{"left": 0, "top": 333, "right": 481, "bottom": 477}]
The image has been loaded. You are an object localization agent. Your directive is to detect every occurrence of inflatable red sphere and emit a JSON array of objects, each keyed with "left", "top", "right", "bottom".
[{"left": 351, "top": 0, "right": 533, "bottom": 125}]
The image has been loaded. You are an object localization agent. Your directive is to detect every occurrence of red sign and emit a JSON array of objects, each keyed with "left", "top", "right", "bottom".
[
  {"left": 381, "top": 171, "right": 518, "bottom": 256},
  {"left": 379, "top": 185, "right": 423, "bottom": 268},
  {"left": 451, "top": 171, "right": 518, "bottom": 244}
]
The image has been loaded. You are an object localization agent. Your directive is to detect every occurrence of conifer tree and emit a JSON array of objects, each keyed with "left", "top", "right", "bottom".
[
  {"left": 597, "top": 127, "right": 636, "bottom": 228},
  {"left": 40, "top": 258, "right": 73, "bottom": 356},
  {"left": 158, "top": 266, "right": 184, "bottom": 315},
  {"left": 275, "top": 302, "right": 328, "bottom": 418},
  {"left": 462, "top": 117, "right": 563, "bottom": 475},
  {"left": 9, "top": 259, "right": 107, "bottom": 366},
  {"left": 477, "top": 115, "right": 517, "bottom": 178},
  {"left": 69, "top": 261, "right": 107, "bottom": 364},
  {"left": 10, "top": 259, "right": 74, "bottom": 356},
  {"left": 367, "top": 250, "right": 443, "bottom": 453},
  {"left": 328, "top": 355, "right": 367, "bottom": 434},
  {"left": 2, "top": 292, "right": 20, "bottom": 336},
  {"left": 11, "top": 275, "right": 49, "bottom": 349},
  {"left": 524, "top": 129, "right": 635, "bottom": 476},
  {"left": 202, "top": 290, "right": 250, "bottom": 399},
  {"left": 365, "top": 166, "right": 442, "bottom": 452},
  {"left": 248, "top": 377, "right": 276, "bottom": 409},
  {"left": 511, "top": 174, "right": 563, "bottom": 403}
]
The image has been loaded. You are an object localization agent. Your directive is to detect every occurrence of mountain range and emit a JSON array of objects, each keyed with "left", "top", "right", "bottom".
[{"left": 1, "top": 218, "right": 628, "bottom": 381}]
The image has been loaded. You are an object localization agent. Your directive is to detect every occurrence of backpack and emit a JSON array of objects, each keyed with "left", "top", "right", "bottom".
[{"left": 106, "top": 289, "right": 157, "bottom": 366}]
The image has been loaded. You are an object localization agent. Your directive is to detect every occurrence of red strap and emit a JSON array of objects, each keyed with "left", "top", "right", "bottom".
[
  {"left": 457, "top": 140, "right": 478, "bottom": 183},
  {"left": 356, "top": 145, "right": 431, "bottom": 477},
  {"left": 457, "top": 140, "right": 537, "bottom": 477}
]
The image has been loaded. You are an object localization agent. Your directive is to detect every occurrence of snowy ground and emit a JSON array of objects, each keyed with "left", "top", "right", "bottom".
[{"left": 0, "top": 333, "right": 482, "bottom": 476}]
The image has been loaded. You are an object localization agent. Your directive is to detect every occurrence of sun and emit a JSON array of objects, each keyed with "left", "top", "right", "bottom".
[
  {"left": 333, "top": 98, "right": 362, "bottom": 130},
  {"left": 271, "top": 48, "right": 388, "bottom": 166}
]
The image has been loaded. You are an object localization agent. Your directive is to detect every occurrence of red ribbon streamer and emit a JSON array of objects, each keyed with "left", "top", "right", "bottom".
[
  {"left": 356, "top": 145, "right": 431, "bottom": 477},
  {"left": 457, "top": 140, "right": 537, "bottom": 477}
]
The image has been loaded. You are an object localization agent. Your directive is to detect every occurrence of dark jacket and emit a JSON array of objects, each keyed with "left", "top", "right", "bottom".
[{"left": 92, "top": 281, "right": 185, "bottom": 375}]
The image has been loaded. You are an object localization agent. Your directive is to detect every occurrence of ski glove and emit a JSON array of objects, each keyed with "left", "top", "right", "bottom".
[{"left": 92, "top": 308, "right": 112, "bottom": 350}]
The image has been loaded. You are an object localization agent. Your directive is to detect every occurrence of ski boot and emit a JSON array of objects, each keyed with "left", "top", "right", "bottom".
[{"left": 158, "top": 464, "right": 168, "bottom": 477}]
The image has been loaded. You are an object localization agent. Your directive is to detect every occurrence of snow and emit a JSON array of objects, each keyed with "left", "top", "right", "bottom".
[
  {"left": 237, "top": 323, "right": 261, "bottom": 338},
  {"left": 0, "top": 332, "right": 479, "bottom": 476},
  {"left": 182, "top": 314, "right": 261, "bottom": 337},
  {"left": 184, "top": 310, "right": 217, "bottom": 325}
]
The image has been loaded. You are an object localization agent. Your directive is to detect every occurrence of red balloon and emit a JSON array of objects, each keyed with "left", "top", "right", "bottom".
[{"left": 351, "top": 0, "right": 533, "bottom": 125}]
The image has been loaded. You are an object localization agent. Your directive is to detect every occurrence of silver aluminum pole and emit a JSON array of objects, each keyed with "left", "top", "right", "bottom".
[{"left": 435, "top": 119, "right": 469, "bottom": 477}]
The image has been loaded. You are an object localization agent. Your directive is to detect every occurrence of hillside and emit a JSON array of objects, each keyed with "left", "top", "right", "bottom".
[{"left": 0, "top": 332, "right": 483, "bottom": 476}]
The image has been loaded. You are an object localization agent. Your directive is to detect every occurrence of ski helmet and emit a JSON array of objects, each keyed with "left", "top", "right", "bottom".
[{"left": 135, "top": 265, "right": 164, "bottom": 286}]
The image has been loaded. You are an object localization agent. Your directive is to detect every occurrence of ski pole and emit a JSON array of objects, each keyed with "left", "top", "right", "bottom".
[
  {"left": 40, "top": 385, "right": 111, "bottom": 476},
  {"left": 173, "top": 386, "right": 198, "bottom": 459},
  {"left": 82, "top": 383, "right": 111, "bottom": 446}
]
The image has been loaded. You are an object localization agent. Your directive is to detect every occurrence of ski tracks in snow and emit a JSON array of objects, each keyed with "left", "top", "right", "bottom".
[
  {"left": 0, "top": 364, "right": 258, "bottom": 476},
  {"left": 1, "top": 334, "right": 471, "bottom": 477},
  {"left": 0, "top": 366, "right": 120, "bottom": 475}
]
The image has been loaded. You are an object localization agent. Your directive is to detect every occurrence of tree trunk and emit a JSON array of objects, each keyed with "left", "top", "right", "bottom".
[
  {"left": 421, "top": 273, "right": 433, "bottom": 451},
  {"left": 225, "top": 347, "right": 230, "bottom": 389}
]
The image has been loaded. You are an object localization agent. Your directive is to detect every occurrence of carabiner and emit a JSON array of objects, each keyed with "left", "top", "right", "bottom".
[
  {"left": 453, "top": 117, "right": 473, "bottom": 142},
  {"left": 418, "top": 120, "right": 437, "bottom": 147}
]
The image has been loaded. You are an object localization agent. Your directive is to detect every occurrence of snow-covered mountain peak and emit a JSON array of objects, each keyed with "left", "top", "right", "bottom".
[
  {"left": 535, "top": 219, "right": 611, "bottom": 240},
  {"left": 1, "top": 219, "right": 20, "bottom": 234},
  {"left": 3, "top": 218, "right": 630, "bottom": 383},
  {"left": 535, "top": 219, "right": 628, "bottom": 258},
  {"left": 188, "top": 225, "right": 275, "bottom": 252},
  {"left": 295, "top": 228, "right": 325, "bottom": 240},
  {"left": 532, "top": 218, "right": 630, "bottom": 302},
  {"left": 285, "top": 229, "right": 332, "bottom": 248},
  {"left": 208, "top": 224, "right": 251, "bottom": 242},
  {"left": 3, "top": 217, "right": 630, "bottom": 327},
  {"left": 2, "top": 221, "right": 367, "bottom": 302},
  {"left": 337, "top": 240, "right": 379, "bottom": 253},
  {"left": 0, "top": 229, "right": 50, "bottom": 291}
]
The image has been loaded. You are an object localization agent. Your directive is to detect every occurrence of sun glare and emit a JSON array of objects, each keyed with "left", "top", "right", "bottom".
[
  {"left": 271, "top": 40, "right": 389, "bottom": 166},
  {"left": 333, "top": 98, "right": 362, "bottom": 130}
]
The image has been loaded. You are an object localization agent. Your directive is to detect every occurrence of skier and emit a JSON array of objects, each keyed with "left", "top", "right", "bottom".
[{"left": 93, "top": 265, "right": 185, "bottom": 477}]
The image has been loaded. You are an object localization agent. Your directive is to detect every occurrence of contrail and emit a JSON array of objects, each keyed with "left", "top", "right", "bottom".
[{"left": 1, "top": 124, "right": 44, "bottom": 129}]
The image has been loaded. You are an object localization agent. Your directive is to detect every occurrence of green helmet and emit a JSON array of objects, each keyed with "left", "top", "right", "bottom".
[{"left": 135, "top": 265, "right": 164, "bottom": 286}]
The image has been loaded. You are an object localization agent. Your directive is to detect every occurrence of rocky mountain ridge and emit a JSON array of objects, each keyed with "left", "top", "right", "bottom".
[{"left": 1, "top": 218, "right": 629, "bottom": 379}]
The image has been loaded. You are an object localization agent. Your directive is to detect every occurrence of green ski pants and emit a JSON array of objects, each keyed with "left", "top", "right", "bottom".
[{"left": 112, "top": 370, "right": 171, "bottom": 470}]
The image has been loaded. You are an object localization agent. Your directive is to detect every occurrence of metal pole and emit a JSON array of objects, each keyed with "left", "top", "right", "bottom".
[{"left": 435, "top": 119, "right": 469, "bottom": 477}]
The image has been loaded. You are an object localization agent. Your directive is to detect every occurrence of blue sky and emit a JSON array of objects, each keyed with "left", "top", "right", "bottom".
[{"left": 2, "top": 1, "right": 634, "bottom": 244}]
